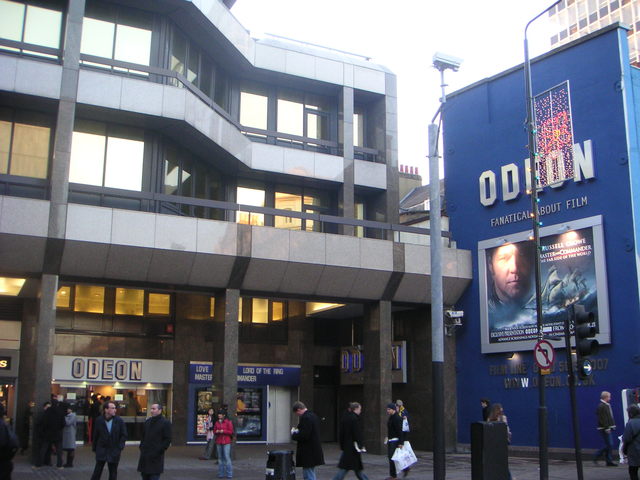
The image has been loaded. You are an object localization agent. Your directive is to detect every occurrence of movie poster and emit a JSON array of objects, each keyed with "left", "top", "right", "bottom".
[{"left": 479, "top": 217, "right": 609, "bottom": 353}]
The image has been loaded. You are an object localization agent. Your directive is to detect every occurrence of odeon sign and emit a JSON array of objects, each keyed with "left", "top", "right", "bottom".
[{"left": 478, "top": 140, "right": 595, "bottom": 207}]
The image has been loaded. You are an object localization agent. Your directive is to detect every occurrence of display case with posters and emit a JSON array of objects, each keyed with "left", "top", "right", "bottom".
[
  {"left": 194, "top": 387, "right": 218, "bottom": 438},
  {"left": 478, "top": 215, "right": 610, "bottom": 353},
  {"left": 235, "top": 387, "right": 264, "bottom": 440}
]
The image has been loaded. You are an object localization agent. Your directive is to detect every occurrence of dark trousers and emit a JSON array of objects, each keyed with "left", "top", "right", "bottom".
[
  {"left": 90, "top": 460, "right": 119, "bottom": 480},
  {"left": 594, "top": 429, "right": 614, "bottom": 464},
  {"left": 387, "top": 440, "right": 399, "bottom": 478},
  {"left": 629, "top": 465, "right": 639, "bottom": 480},
  {"left": 37, "top": 439, "right": 63, "bottom": 467},
  {"left": 64, "top": 449, "right": 75, "bottom": 467},
  {"left": 0, "top": 460, "right": 13, "bottom": 480},
  {"left": 141, "top": 475, "right": 160, "bottom": 480}
]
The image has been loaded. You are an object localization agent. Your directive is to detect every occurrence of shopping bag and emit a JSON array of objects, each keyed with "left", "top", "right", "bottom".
[
  {"left": 619, "top": 435, "right": 627, "bottom": 464},
  {"left": 391, "top": 441, "right": 418, "bottom": 471}
]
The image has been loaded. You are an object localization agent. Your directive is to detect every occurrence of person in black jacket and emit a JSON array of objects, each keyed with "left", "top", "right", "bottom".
[
  {"left": 37, "top": 399, "right": 65, "bottom": 468},
  {"left": 90, "top": 401, "right": 127, "bottom": 480},
  {"left": 137, "top": 403, "right": 172, "bottom": 480},
  {"left": 291, "top": 401, "right": 324, "bottom": 480},
  {"left": 385, "top": 403, "right": 405, "bottom": 480},
  {"left": 332, "top": 402, "right": 369, "bottom": 480}
]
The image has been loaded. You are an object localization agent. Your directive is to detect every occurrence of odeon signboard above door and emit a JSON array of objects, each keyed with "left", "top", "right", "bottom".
[{"left": 52, "top": 355, "right": 173, "bottom": 383}]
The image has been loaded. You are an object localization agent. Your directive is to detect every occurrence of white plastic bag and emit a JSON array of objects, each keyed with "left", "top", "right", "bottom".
[
  {"left": 391, "top": 441, "right": 417, "bottom": 471},
  {"left": 402, "top": 417, "right": 410, "bottom": 432},
  {"left": 619, "top": 435, "right": 627, "bottom": 464}
]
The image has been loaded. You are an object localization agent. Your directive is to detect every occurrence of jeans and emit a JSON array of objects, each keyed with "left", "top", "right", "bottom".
[
  {"left": 332, "top": 468, "right": 369, "bottom": 480},
  {"left": 594, "top": 429, "right": 614, "bottom": 464},
  {"left": 302, "top": 467, "right": 317, "bottom": 480},
  {"left": 216, "top": 443, "right": 232, "bottom": 478},
  {"left": 202, "top": 439, "right": 215, "bottom": 459},
  {"left": 90, "top": 460, "right": 119, "bottom": 480}
]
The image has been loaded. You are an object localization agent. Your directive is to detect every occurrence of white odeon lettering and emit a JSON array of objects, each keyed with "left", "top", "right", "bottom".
[
  {"left": 71, "top": 357, "right": 142, "bottom": 381},
  {"left": 479, "top": 140, "right": 595, "bottom": 207}
]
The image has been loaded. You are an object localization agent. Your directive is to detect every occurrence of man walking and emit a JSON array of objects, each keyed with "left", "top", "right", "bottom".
[
  {"left": 594, "top": 391, "right": 617, "bottom": 466},
  {"left": 91, "top": 401, "right": 127, "bottom": 480},
  {"left": 385, "top": 403, "right": 405, "bottom": 480},
  {"left": 138, "top": 403, "right": 172, "bottom": 480},
  {"left": 291, "top": 401, "right": 324, "bottom": 480},
  {"left": 332, "top": 402, "right": 369, "bottom": 480}
]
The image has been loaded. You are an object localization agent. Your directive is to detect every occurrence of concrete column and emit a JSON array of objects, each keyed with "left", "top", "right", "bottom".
[
  {"left": 287, "top": 302, "right": 313, "bottom": 405},
  {"left": 362, "top": 300, "right": 392, "bottom": 454},
  {"left": 384, "top": 73, "right": 399, "bottom": 235},
  {"left": 214, "top": 289, "right": 239, "bottom": 415},
  {"left": 341, "top": 86, "right": 355, "bottom": 236}
]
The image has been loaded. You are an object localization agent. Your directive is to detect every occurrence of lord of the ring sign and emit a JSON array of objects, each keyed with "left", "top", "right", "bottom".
[{"left": 53, "top": 355, "right": 173, "bottom": 384}]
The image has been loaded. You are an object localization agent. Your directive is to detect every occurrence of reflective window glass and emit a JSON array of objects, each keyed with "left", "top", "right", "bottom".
[
  {"left": 238, "top": 297, "right": 243, "bottom": 322},
  {"left": 210, "top": 297, "right": 215, "bottom": 318},
  {"left": 214, "top": 72, "right": 230, "bottom": 112},
  {"left": 10, "top": 123, "right": 49, "bottom": 178},
  {"left": 171, "top": 31, "right": 186, "bottom": 76},
  {"left": 240, "top": 92, "right": 268, "bottom": 130},
  {"left": 277, "top": 99, "right": 303, "bottom": 136},
  {"left": 74, "top": 285, "right": 105, "bottom": 313},
  {"left": 24, "top": 5, "right": 61, "bottom": 49},
  {"left": 104, "top": 135, "right": 144, "bottom": 190},
  {"left": 272, "top": 302, "right": 284, "bottom": 321},
  {"left": 115, "top": 287, "right": 144, "bottom": 316},
  {"left": 353, "top": 112, "right": 364, "bottom": 147},
  {"left": 252, "top": 298, "right": 268, "bottom": 324},
  {"left": 81, "top": 17, "right": 115, "bottom": 58},
  {"left": 56, "top": 286, "right": 71, "bottom": 309},
  {"left": 69, "top": 131, "right": 106, "bottom": 186},
  {"left": 114, "top": 23, "right": 151, "bottom": 65},
  {"left": 237, "top": 186, "right": 265, "bottom": 226},
  {"left": 164, "top": 148, "right": 179, "bottom": 195},
  {"left": 0, "top": 120, "right": 11, "bottom": 174},
  {"left": 200, "top": 61, "right": 213, "bottom": 98},
  {"left": 148, "top": 293, "right": 170, "bottom": 315},
  {"left": 0, "top": 0, "right": 25, "bottom": 42},
  {"left": 187, "top": 46, "right": 199, "bottom": 84},
  {"left": 275, "top": 191, "right": 302, "bottom": 230}
]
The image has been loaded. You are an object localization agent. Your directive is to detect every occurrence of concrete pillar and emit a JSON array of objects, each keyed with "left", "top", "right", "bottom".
[
  {"left": 287, "top": 302, "right": 313, "bottom": 406},
  {"left": 384, "top": 73, "right": 400, "bottom": 231},
  {"left": 340, "top": 86, "right": 355, "bottom": 236},
  {"left": 362, "top": 300, "right": 392, "bottom": 454},
  {"left": 214, "top": 289, "right": 239, "bottom": 415}
]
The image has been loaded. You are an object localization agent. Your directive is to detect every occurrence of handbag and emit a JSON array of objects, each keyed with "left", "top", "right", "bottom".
[{"left": 391, "top": 441, "right": 417, "bottom": 471}]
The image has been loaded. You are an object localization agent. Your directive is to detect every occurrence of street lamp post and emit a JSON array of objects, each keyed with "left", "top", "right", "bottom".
[
  {"left": 430, "top": 52, "right": 461, "bottom": 480},
  {"left": 523, "top": 2, "right": 561, "bottom": 479}
]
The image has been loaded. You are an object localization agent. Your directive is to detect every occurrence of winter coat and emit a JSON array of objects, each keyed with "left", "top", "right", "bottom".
[
  {"left": 137, "top": 415, "right": 172, "bottom": 475},
  {"left": 62, "top": 412, "right": 77, "bottom": 450},
  {"left": 623, "top": 417, "right": 640, "bottom": 467},
  {"left": 338, "top": 410, "right": 364, "bottom": 471},
  {"left": 387, "top": 412, "right": 405, "bottom": 446},
  {"left": 92, "top": 415, "right": 127, "bottom": 463},
  {"left": 291, "top": 410, "right": 324, "bottom": 468},
  {"left": 214, "top": 418, "right": 234, "bottom": 445},
  {"left": 41, "top": 405, "right": 65, "bottom": 442}
]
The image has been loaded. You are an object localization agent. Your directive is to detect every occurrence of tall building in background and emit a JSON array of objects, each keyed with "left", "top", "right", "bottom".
[{"left": 548, "top": 0, "right": 640, "bottom": 65}]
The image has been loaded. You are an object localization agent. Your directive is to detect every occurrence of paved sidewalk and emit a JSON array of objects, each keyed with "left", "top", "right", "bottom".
[{"left": 11, "top": 443, "right": 631, "bottom": 480}]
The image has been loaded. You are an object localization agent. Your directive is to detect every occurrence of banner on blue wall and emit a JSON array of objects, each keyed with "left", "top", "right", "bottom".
[
  {"left": 534, "top": 81, "right": 575, "bottom": 186},
  {"left": 478, "top": 215, "right": 611, "bottom": 353}
]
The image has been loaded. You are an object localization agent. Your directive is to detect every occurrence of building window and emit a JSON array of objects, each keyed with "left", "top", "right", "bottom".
[
  {"left": 237, "top": 185, "right": 265, "bottom": 226},
  {"left": 56, "top": 286, "right": 71, "bottom": 309},
  {"left": 239, "top": 297, "right": 288, "bottom": 344},
  {"left": 115, "top": 288, "right": 144, "bottom": 316},
  {"left": 74, "top": 285, "right": 105, "bottom": 314},
  {"left": 70, "top": 120, "right": 145, "bottom": 191},
  {"left": 0, "top": 0, "right": 63, "bottom": 57},
  {"left": 81, "top": 2, "right": 152, "bottom": 73},
  {"left": 277, "top": 90, "right": 331, "bottom": 144},
  {"left": 240, "top": 91, "right": 269, "bottom": 131},
  {"left": 0, "top": 108, "right": 51, "bottom": 179},
  {"left": 274, "top": 187, "right": 330, "bottom": 232}
]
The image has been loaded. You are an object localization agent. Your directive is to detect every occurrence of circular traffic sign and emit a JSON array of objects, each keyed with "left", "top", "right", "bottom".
[{"left": 534, "top": 339, "right": 556, "bottom": 369}]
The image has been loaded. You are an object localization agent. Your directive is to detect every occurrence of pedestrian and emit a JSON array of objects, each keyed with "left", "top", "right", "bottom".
[
  {"left": 332, "top": 402, "right": 369, "bottom": 480},
  {"left": 384, "top": 402, "right": 405, "bottom": 480},
  {"left": 481, "top": 398, "right": 491, "bottom": 421},
  {"left": 623, "top": 404, "right": 640, "bottom": 479},
  {"left": 594, "top": 390, "right": 618, "bottom": 466},
  {"left": 214, "top": 409, "right": 234, "bottom": 478},
  {"left": 396, "top": 400, "right": 410, "bottom": 435},
  {"left": 487, "top": 403, "right": 512, "bottom": 480},
  {"left": 62, "top": 404, "right": 77, "bottom": 468},
  {"left": 90, "top": 401, "right": 127, "bottom": 480},
  {"left": 137, "top": 403, "right": 172, "bottom": 480},
  {"left": 39, "top": 398, "right": 65, "bottom": 469},
  {"left": 89, "top": 393, "right": 103, "bottom": 444},
  {"left": 0, "top": 402, "right": 19, "bottom": 479},
  {"left": 291, "top": 401, "right": 324, "bottom": 480},
  {"left": 200, "top": 408, "right": 215, "bottom": 460}
]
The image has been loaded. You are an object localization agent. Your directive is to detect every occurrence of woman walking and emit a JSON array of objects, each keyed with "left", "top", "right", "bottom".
[
  {"left": 332, "top": 402, "right": 369, "bottom": 480},
  {"left": 200, "top": 408, "right": 215, "bottom": 460},
  {"left": 62, "top": 404, "right": 77, "bottom": 468},
  {"left": 487, "top": 403, "right": 512, "bottom": 480},
  {"left": 214, "top": 409, "right": 234, "bottom": 478}
]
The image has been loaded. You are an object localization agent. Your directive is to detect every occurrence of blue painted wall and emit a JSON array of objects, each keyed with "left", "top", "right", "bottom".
[{"left": 443, "top": 26, "right": 640, "bottom": 448}]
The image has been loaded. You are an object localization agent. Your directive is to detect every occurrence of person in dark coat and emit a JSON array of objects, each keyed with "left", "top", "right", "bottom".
[
  {"left": 19, "top": 400, "right": 34, "bottom": 455},
  {"left": 38, "top": 399, "right": 65, "bottom": 468},
  {"left": 332, "top": 402, "right": 369, "bottom": 480},
  {"left": 137, "top": 403, "right": 172, "bottom": 480},
  {"left": 90, "top": 401, "right": 127, "bottom": 480},
  {"left": 291, "top": 401, "right": 324, "bottom": 480},
  {"left": 623, "top": 404, "right": 640, "bottom": 480},
  {"left": 385, "top": 403, "right": 405, "bottom": 480},
  {"left": 0, "top": 402, "right": 18, "bottom": 479}
]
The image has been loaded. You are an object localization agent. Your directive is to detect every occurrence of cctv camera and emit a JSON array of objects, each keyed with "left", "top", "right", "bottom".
[{"left": 432, "top": 52, "right": 463, "bottom": 72}]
